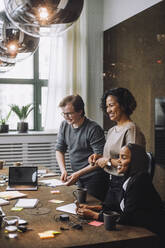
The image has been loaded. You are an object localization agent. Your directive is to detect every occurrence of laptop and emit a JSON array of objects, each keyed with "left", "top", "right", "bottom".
[{"left": 6, "top": 166, "right": 38, "bottom": 191}]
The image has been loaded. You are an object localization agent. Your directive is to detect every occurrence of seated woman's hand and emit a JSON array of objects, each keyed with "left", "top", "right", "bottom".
[
  {"left": 77, "top": 208, "right": 99, "bottom": 220},
  {"left": 88, "top": 154, "right": 102, "bottom": 166},
  {"left": 75, "top": 202, "right": 88, "bottom": 212}
]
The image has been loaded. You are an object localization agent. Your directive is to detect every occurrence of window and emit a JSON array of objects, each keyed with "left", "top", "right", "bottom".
[{"left": 0, "top": 37, "right": 51, "bottom": 131}]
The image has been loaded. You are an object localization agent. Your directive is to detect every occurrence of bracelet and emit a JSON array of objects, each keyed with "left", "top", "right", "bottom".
[{"left": 107, "top": 159, "right": 112, "bottom": 167}]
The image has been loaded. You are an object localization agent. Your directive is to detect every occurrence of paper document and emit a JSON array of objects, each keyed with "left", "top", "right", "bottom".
[
  {"left": 56, "top": 203, "right": 76, "bottom": 215},
  {"left": 42, "top": 173, "right": 57, "bottom": 177},
  {"left": 0, "top": 207, "right": 5, "bottom": 216},
  {"left": 0, "top": 198, "right": 9, "bottom": 206},
  {"left": 38, "top": 169, "right": 47, "bottom": 175},
  {"left": 0, "top": 191, "right": 27, "bottom": 200},
  {"left": 15, "top": 198, "right": 39, "bottom": 208},
  {"left": 39, "top": 179, "right": 65, "bottom": 187}
]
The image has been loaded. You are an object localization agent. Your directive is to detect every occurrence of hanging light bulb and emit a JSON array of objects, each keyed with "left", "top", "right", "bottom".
[
  {"left": 0, "top": 59, "right": 15, "bottom": 73},
  {"left": 4, "top": 0, "right": 84, "bottom": 37},
  {"left": 0, "top": 11, "right": 40, "bottom": 63}
]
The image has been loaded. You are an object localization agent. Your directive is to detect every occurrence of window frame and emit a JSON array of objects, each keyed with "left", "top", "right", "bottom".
[{"left": 0, "top": 49, "right": 48, "bottom": 131}]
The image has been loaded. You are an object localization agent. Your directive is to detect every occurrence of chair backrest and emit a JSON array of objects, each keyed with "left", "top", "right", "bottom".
[{"left": 147, "top": 152, "right": 155, "bottom": 180}]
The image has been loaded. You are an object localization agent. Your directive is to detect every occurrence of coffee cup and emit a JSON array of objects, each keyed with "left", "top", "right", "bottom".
[
  {"left": 103, "top": 211, "right": 119, "bottom": 231},
  {"left": 0, "top": 160, "right": 5, "bottom": 169},
  {"left": 3, "top": 216, "right": 20, "bottom": 238},
  {"left": 73, "top": 188, "right": 87, "bottom": 203}
]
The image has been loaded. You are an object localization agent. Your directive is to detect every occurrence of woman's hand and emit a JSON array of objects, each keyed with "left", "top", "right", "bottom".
[
  {"left": 75, "top": 203, "right": 102, "bottom": 212},
  {"left": 77, "top": 207, "right": 99, "bottom": 220},
  {"left": 95, "top": 157, "right": 109, "bottom": 169},
  {"left": 111, "top": 158, "right": 120, "bottom": 168},
  {"left": 88, "top": 154, "right": 102, "bottom": 166}
]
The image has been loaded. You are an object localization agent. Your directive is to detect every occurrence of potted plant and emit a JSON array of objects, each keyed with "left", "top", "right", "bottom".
[
  {"left": 0, "top": 110, "right": 11, "bottom": 133},
  {"left": 10, "top": 104, "right": 34, "bottom": 133}
]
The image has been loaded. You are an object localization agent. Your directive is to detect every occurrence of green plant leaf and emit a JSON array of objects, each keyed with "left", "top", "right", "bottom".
[
  {"left": 0, "top": 110, "right": 11, "bottom": 124},
  {"left": 10, "top": 104, "right": 34, "bottom": 121}
]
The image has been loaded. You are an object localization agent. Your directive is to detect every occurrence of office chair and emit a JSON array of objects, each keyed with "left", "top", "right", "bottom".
[{"left": 147, "top": 152, "right": 155, "bottom": 181}]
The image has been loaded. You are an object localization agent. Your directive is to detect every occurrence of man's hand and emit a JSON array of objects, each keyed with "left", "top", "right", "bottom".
[
  {"left": 88, "top": 154, "right": 102, "bottom": 166},
  {"left": 65, "top": 172, "right": 80, "bottom": 186},
  {"left": 60, "top": 170, "right": 68, "bottom": 182}
]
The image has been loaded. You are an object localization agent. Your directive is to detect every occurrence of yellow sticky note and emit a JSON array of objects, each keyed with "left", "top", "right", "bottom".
[
  {"left": 11, "top": 207, "right": 23, "bottom": 211},
  {"left": 38, "top": 233, "right": 54, "bottom": 239},
  {"left": 38, "top": 230, "right": 60, "bottom": 239}
]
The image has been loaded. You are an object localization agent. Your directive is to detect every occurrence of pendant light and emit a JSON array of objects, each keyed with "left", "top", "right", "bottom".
[
  {"left": 0, "top": 11, "right": 39, "bottom": 63},
  {"left": 4, "top": 0, "right": 84, "bottom": 37}
]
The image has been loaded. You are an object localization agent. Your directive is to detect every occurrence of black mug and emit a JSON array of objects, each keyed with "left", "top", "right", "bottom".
[
  {"left": 0, "top": 211, "right": 3, "bottom": 229},
  {"left": 73, "top": 188, "right": 87, "bottom": 203},
  {"left": 103, "top": 211, "right": 119, "bottom": 231}
]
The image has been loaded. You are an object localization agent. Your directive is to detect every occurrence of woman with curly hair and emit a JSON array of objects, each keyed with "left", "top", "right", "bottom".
[{"left": 89, "top": 87, "right": 146, "bottom": 204}]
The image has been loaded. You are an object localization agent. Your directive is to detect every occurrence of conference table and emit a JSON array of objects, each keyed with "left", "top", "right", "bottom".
[{"left": 0, "top": 167, "right": 159, "bottom": 248}]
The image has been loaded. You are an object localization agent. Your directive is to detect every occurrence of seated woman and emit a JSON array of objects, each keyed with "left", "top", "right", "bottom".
[{"left": 77, "top": 144, "right": 165, "bottom": 247}]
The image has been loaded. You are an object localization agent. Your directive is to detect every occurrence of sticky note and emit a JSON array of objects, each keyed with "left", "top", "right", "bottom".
[
  {"left": 38, "top": 233, "right": 54, "bottom": 239},
  {"left": 88, "top": 221, "right": 104, "bottom": 226},
  {"left": 38, "top": 230, "right": 60, "bottom": 239},
  {"left": 48, "top": 199, "right": 64, "bottom": 204},
  {"left": 11, "top": 207, "right": 23, "bottom": 211},
  {"left": 51, "top": 190, "right": 60, "bottom": 194}
]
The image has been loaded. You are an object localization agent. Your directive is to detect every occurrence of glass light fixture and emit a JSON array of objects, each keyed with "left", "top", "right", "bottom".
[
  {"left": 0, "top": 59, "right": 15, "bottom": 72},
  {"left": 0, "top": 11, "right": 39, "bottom": 63},
  {"left": 4, "top": 0, "right": 84, "bottom": 37}
]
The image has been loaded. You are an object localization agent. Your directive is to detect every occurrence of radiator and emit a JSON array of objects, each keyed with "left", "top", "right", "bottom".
[{"left": 0, "top": 132, "right": 73, "bottom": 175}]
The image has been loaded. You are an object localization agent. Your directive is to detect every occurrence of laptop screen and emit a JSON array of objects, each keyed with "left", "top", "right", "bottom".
[{"left": 9, "top": 167, "right": 38, "bottom": 186}]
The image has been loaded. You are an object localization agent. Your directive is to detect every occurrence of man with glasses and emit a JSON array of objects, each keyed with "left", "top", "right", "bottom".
[{"left": 55, "top": 94, "right": 109, "bottom": 201}]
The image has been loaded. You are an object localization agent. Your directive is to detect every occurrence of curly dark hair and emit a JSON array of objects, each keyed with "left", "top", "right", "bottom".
[{"left": 101, "top": 87, "right": 137, "bottom": 117}]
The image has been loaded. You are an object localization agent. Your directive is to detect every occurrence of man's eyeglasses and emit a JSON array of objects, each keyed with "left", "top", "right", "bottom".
[{"left": 61, "top": 112, "right": 76, "bottom": 118}]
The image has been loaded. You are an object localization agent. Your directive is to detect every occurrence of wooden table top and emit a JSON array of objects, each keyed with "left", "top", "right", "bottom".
[{"left": 0, "top": 167, "right": 158, "bottom": 248}]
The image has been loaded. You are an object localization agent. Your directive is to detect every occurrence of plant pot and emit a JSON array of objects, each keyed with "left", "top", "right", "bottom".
[
  {"left": 17, "top": 122, "right": 28, "bottom": 133},
  {"left": 0, "top": 124, "right": 9, "bottom": 133}
]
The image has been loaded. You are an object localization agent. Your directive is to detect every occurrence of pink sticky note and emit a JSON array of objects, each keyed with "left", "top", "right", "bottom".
[{"left": 88, "top": 221, "right": 104, "bottom": 226}]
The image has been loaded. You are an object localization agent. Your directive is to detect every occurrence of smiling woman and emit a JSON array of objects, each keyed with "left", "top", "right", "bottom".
[{"left": 77, "top": 143, "right": 165, "bottom": 247}]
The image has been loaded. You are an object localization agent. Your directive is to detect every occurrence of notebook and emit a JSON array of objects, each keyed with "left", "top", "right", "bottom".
[
  {"left": 15, "top": 198, "right": 39, "bottom": 208},
  {"left": 6, "top": 166, "right": 38, "bottom": 191}
]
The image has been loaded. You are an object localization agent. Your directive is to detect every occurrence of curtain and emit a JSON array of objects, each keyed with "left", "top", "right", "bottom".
[{"left": 45, "top": 2, "right": 88, "bottom": 131}]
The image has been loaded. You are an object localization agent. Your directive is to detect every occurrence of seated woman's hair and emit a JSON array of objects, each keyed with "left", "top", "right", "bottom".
[
  {"left": 126, "top": 143, "right": 149, "bottom": 177},
  {"left": 101, "top": 87, "right": 137, "bottom": 116}
]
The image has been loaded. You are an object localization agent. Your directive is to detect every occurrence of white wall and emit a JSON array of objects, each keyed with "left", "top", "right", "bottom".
[
  {"left": 103, "top": 0, "right": 162, "bottom": 31},
  {"left": 86, "top": 0, "right": 104, "bottom": 126}
]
